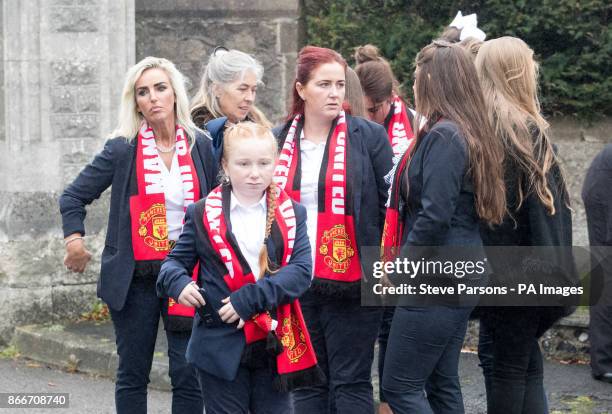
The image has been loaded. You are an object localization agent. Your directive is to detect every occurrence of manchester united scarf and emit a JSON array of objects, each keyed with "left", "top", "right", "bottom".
[
  {"left": 274, "top": 111, "right": 361, "bottom": 294},
  {"left": 381, "top": 146, "right": 412, "bottom": 263},
  {"left": 386, "top": 96, "right": 416, "bottom": 157},
  {"left": 129, "top": 122, "right": 200, "bottom": 322},
  {"left": 202, "top": 185, "right": 324, "bottom": 391}
]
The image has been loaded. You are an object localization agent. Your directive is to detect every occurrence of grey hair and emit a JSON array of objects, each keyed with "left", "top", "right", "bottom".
[
  {"left": 190, "top": 49, "right": 264, "bottom": 120},
  {"left": 110, "top": 56, "right": 199, "bottom": 144}
]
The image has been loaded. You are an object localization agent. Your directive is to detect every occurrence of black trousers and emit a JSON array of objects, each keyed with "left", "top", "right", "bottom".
[{"left": 582, "top": 154, "right": 612, "bottom": 376}]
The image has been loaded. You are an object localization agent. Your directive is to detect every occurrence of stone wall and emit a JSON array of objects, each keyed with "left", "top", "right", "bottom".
[
  {"left": 135, "top": 0, "right": 299, "bottom": 123},
  {"left": 0, "top": 0, "right": 609, "bottom": 348},
  {"left": 0, "top": 0, "right": 134, "bottom": 345}
]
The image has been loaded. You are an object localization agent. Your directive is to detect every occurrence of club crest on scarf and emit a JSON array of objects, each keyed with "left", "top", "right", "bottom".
[
  {"left": 274, "top": 111, "right": 361, "bottom": 284},
  {"left": 131, "top": 122, "right": 198, "bottom": 259},
  {"left": 281, "top": 315, "right": 308, "bottom": 363},
  {"left": 129, "top": 121, "right": 201, "bottom": 322},
  {"left": 201, "top": 186, "right": 322, "bottom": 390},
  {"left": 319, "top": 225, "right": 355, "bottom": 273}
]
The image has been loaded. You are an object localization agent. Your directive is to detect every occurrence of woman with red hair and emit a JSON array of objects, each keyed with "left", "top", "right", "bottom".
[{"left": 273, "top": 46, "right": 393, "bottom": 413}]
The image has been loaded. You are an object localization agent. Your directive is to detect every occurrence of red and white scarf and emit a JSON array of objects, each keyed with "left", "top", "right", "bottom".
[
  {"left": 387, "top": 96, "right": 416, "bottom": 157},
  {"left": 202, "top": 185, "right": 322, "bottom": 390},
  {"left": 274, "top": 111, "right": 361, "bottom": 285},
  {"left": 381, "top": 148, "right": 412, "bottom": 263},
  {"left": 130, "top": 122, "right": 200, "bottom": 319}
]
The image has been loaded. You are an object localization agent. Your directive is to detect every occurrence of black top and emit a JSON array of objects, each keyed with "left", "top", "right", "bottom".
[{"left": 401, "top": 120, "right": 481, "bottom": 247}]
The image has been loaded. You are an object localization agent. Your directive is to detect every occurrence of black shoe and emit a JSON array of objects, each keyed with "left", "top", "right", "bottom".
[{"left": 592, "top": 372, "right": 612, "bottom": 384}]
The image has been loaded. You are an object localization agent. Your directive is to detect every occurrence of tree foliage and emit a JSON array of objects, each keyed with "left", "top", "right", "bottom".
[{"left": 302, "top": 0, "right": 611, "bottom": 120}]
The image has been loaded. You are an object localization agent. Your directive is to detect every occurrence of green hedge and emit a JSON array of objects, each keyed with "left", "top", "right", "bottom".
[{"left": 302, "top": 0, "right": 611, "bottom": 120}]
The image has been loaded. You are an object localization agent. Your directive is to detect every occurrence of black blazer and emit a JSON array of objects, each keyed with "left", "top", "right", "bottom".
[
  {"left": 273, "top": 115, "right": 394, "bottom": 264},
  {"left": 59, "top": 132, "right": 217, "bottom": 311},
  {"left": 402, "top": 120, "right": 483, "bottom": 247},
  {"left": 156, "top": 198, "right": 312, "bottom": 381}
]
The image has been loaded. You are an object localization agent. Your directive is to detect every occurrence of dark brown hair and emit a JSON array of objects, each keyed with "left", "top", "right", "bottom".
[
  {"left": 354, "top": 44, "right": 397, "bottom": 104},
  {"left": 413, "top": 41, "right": 506, "bottom": 225}
]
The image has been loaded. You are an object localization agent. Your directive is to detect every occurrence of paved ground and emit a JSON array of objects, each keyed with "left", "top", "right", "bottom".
[
  {"left": 2, "top": 352, "right": 611, "bottom": 413},
  {"left": 0, "top": 358, "right": 169, "bottom": 414}
]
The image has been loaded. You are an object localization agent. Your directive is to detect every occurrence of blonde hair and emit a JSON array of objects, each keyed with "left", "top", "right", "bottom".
[
  {"left": 475, "top": 37, "right": 561, "bottom": 214},
  {"left": 110, "top": 56, "right": 198, "bottom": 144},
  {"left": 459, "top": 37, "right": 483, "bottom": 60},
  {"left": 191, "top": 49, "right": 270, "bottom": 127},
  {"left": 222, "top": 122, "right": 279, "bottom": 278}
]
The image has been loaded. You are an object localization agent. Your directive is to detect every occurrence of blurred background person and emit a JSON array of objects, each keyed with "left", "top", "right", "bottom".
[
  {"left": 476, "top": 36, "right": 573, "bottom": 413},
  {"left": 582, "top": 144, "right": 612, "bottom": 384}
]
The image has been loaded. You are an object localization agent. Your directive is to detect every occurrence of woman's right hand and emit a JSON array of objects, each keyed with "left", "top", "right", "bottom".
[
  {"left": 178, "top": 282, "right": 206, "bottom": 308},
  {"left": 64, "top": 236, "right": 92, "bottom": 273}
]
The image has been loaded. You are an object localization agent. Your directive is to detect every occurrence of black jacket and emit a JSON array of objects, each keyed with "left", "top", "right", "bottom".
[
  {"left": 273, "top": 115, "right": 394, "bottom": 296},
  {"left": 59, "top": 132, "right": 217, "bottom": 311},
  {"left": 156, "top": 198, "right": 311, "bottom": 381}
]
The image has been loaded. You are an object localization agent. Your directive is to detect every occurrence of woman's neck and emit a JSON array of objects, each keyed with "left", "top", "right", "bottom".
[
  {"left": 150, "top": 116, "right": 176, "bottom": 146},
  {"left": 302, "top": 112, "right": 334, "bottom": 144}
]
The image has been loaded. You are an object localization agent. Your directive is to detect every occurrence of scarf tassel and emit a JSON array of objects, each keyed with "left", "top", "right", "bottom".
[
  {"left": 266, "top": 331, "right": 284, "bottom": 356},
  {"left": 310, "top": 278, "right": 361, "bottom": 299},
  {"left": 273, "top": 364, "right": 327, "bottom": 392}
]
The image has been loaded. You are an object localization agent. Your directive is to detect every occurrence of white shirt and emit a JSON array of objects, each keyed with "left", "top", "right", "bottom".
[
  {"left": 299, "top": 131, "right": 326, "bottom": 271},
  {"left": 229, "top": 192, "right": 267, "bottom": 280},
  {"left": 161, "top": 154, "right": 186, "bottom": 241}
]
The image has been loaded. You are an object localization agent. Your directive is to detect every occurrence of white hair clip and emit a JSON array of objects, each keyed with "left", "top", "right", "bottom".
[{"left": 449, "top": 11, "right": 487, "bottom": 41}]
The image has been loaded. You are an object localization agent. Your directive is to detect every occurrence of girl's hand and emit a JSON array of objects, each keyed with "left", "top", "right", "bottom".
[
  {"left": 219, "top": 297, "right": 245, "bottom": 328},
  {"left": 178, "top": 282, "right": 206, "bottom": 307}
]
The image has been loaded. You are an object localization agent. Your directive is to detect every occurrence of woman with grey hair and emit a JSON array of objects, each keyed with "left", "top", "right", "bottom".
[
  {"left": 59, "top": 56, "right": 217, "bottom": 414},
  {"left": 191, "top": 47, "right": 271, "bottom": 164}
]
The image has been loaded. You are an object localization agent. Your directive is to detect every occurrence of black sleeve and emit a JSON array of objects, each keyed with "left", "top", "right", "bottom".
[
  {"left": 58, "top": 138, "right": 120, "bottom": 237},
  {"left": 406, "top": 128, "right": 468, "bottom": 246}
]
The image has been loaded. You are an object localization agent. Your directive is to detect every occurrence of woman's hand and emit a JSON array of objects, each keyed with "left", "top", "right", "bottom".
[
  {"left": 219, "top": 297, "right": 245, "bottom": 329},
  {"left": 63, "top": 235, "right": 92, "bottom": 273},
  {"left": 178, "top": 282, "right": 206, "bottom": 307}
]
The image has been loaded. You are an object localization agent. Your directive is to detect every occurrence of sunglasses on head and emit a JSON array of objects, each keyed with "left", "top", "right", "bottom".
[{"left": 212, "top": 46, "right": 229, "bottom": 57}]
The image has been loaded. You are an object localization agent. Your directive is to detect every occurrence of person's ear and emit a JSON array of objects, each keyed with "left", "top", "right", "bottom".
[
  {"left": 212, "top": 83, "right": 223, "bottom": 100},
  {"left": 296, "top": 82, "right": 306, "bottom": 101}
]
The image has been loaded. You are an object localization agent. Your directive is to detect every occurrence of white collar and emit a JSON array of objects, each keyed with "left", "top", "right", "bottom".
[{"left": 230, "top": 191, "right": 267, "bottom": 212}]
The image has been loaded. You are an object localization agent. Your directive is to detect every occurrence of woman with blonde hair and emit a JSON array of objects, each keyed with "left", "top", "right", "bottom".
[
  {"left": 475, "top": 36, "right": 572, "bottom": 413},
  {"left": 191, "top": 47, "right": 271, "bottom": 164},
  {"left": 60, "top": 56, "right": 217, "bottom": 413},
  {"left": 157, "top": 122, "right": 323, "bottom": 413}
]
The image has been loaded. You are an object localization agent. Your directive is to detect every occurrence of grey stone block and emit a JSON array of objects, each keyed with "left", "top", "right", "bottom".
[
  {"left": 51, "top": 113, "right": 99, "bottom": 139},
  {"left": 50, "top": 87, "right": 76, "bottom": 113},
  {"left": 0, "top": 287, "right": 53, "bottom": 345},
  {"left": 280, "top": 22, "right": 298, "bottom": 54},
  {"left": 75, "top": 86, "right": 100, "bottom": 112},
  {"left": 50, "top": 0, "right": 77, "bottom": 5},
  {"left": 51, "top": 60, "right": 99, "bottom": 86},
  {"left": 51, "top": 284, "right": 98, "bottom": 320},
  {"left": 50, "top": 7, "right": 100, "bottom": 33},
  {"left": 12, "top": 324, "right": 116, "bottom": 377}
]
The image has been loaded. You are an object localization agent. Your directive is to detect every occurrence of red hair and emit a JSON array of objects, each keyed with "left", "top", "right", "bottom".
[{"left": 287, "top": 46, "right": 347, "bottom": 120}]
